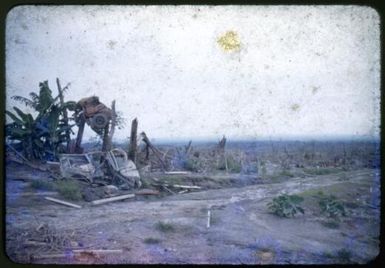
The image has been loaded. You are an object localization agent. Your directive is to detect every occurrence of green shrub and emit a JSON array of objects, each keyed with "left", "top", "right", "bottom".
[
  {"left": 337, "top": 249, "right": 352, "bottom": 263},
  {"left": 279, "top": 170, "right": 294, "bottom": 177},
  {"left": 143, "top": 237, "right": 161, "bottom": 244},
  {"left": 30, "top": 180, "right": 55, "bottom": 190},
  {"left": 155, "top": 221, "right": 175, "bottom": 232},
  {"left": 55, "top": 180, "right": 82, "bottom": 201},
  {"left": 318, "top": 195, "right": 346, "bottom": 219},
  {"left": 217, "top": 155, "right": 242, "bottom": 173},
  {"left": 267, "top": 194, "right": 305, "bottom": 218},
  {"left": 184, "top": 158, "right": 200, "bottom": 172}
]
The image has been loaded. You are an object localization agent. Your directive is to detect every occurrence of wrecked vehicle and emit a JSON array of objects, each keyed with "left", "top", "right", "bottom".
[
  {"left": 106, "top": 148, "right": 142, "bottom": 188},
  {"left": 77, "top": 96, "right": 113, "bottom": 131},
  {"left": 58, "top": 152, "right": 105, "bottom": 183},
  {"left": 59, "top": 149, "right": 141, "bottom": 188}
]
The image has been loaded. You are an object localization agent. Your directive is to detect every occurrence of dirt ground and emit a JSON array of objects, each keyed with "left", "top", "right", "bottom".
[{"left": 5, "top": 161, "right": 380, "bottom": 264}]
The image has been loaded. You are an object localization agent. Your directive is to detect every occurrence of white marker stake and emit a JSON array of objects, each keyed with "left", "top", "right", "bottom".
[{"left": 207, "top": 209, "right": 211, "bottom": 228}]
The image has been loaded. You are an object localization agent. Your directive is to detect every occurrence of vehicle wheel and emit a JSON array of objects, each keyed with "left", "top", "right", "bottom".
[{"left": 90, "top": 113, "right": 109, "bottom": 129}]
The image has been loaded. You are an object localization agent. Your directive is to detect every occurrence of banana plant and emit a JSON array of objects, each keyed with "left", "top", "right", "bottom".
[
  {"left": 5, "top": 107, "right": 44, "bottom": 159},
  {"left": 6, "top": 79, "right": 77, "bottom": 160}
]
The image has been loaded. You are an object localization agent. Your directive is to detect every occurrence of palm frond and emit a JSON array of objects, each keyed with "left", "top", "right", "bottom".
[{"left": 11, "top": 95, "right": 36, "bottom": 108}]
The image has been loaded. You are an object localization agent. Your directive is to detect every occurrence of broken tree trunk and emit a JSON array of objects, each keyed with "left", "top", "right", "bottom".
[
  {"left": 75, "top": 114, "right": 86, "bottom": 154},
  {"left": 102, "top": 100, "right": 116, "bottom": 152},
  {"left": 56, "top": 78, "right": 71, "bottom": 153},
  {"left": 218, "top": 135, "right": 226, "bottom": 151},
  {"left": 141, "top": 132, "right": 167, "bottom": 171},
  {"left": 185, "top": 140, "right": 192, "bottom": 154},
  {"left": 128, "top": 118, "right": 138, "bottom": 162}
]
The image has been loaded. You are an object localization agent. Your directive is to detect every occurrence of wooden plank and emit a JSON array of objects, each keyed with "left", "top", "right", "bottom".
[
  {"left": 44, "top": 197, "right": 82, "bottom": 209},
  {"left": 171, "top": 184, "right": 201, "bottom": 189},
  {"left": 91, "top": 194, "right": 135, "bottom": 205},
  {"left": 164, "top": 171, "right": 190, "bottom": 175},
  {"left": 135, "top": 189, "right": 160, "bottom": 195},
  {"left": 73, "top": 249, "right": 123, "bottom": 254}
]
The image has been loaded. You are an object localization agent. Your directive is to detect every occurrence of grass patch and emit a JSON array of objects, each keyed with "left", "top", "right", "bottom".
[
  {"left": 336, "top": 249, "right": 352, "bottom": 263},
  {"left": 55, "top": 180, "right": 82, "bottom": 201},
  {"left": 155, "top": 221, "right": 175, "bottom": 233},
  {"left": 279, "top": 170, "right": 295, "bottom": 178},
  {"left": 143, "top": 237, "right": 161, "bottom": 244},
  {"left": 30, "top": 180, "right": 56, "bottom": 191},
  {"left": 303, "top": 167, "right": 341, "bottom": 176},
  {"left": 321, "top": 220, "right": 340, "bottom": 229}
]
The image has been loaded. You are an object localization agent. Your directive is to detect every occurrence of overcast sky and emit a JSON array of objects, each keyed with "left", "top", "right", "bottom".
[{"left": 6, "top": 5, "right": 380, "bottom": 142}]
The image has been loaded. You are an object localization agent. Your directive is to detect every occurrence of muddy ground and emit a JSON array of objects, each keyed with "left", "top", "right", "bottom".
[{"left": 5, "top": 161, "right": 381, "bottom": 264}]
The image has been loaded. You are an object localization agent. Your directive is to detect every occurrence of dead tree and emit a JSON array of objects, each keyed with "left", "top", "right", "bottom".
[
  {"left": 102, "top": 100, "right": 116, "bottom": 152},
  {"left": 128, "top": 118, "right": 138, "bottom": 162},
  {"left": 218, "top": 135, "right": 227, "bottom": 151},
  {"left": 56, "top": 78, "right": 71, "bottom": 152},
  {"left": 140, "top": 132, "right": 167, "bottom": 171}
]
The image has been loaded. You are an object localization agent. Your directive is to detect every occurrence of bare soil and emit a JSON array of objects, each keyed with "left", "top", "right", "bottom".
[{"left": 5, "top": 161, "right": 380, "bottom": 264}]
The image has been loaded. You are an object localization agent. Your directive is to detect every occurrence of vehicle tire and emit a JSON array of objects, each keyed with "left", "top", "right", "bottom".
[{"left": 90, "top": 113, "right": 109, "bottom": 129}]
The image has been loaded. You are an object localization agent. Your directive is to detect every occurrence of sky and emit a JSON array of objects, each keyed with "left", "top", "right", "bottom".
[{"left": 5, "top": 5, "right": 381, "bottom": 142}]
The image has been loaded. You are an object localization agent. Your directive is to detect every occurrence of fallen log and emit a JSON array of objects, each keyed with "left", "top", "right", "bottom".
[
  {"left": 44, "top": 197, "right": 82, "bottom": 209},
  {"left": 91, "top": 194, "right": 135, "bottom": 205}
]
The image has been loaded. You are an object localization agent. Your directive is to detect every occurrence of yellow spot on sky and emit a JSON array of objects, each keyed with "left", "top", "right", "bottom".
[{"left": 217, "top": 31, "right": 241, "bottom": 52}]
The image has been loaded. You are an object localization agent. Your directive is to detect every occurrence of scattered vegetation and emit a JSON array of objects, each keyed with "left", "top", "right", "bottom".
[
  {"left": 303, "top": 167, "right": 340, "bottom": 176},
  {"left": 30, "top": 180, "right": 56, "bottom": 191},
  {"left": 318, "top": 194, "right": 346, "bottom": 219},
  {"left": 155, "top": 221, "right": 175, "bottom": 232},
  {"left": 6, "top": 79, "right": 76, "bottom": 160},
  {"left": 336, "top": 249, "right": 353, "bottom": 263},
  {"left": 55, "top": 180, "right": 82, "bottom": 201},
  {"left": 321, "top": 220, "right": 340, "bottom": 229},
  {"left": 143, "top": 237, "right": 161, "bottom": 244},
  {"left": 267, "top": 194, "right": 305, "bottom": 218},
  {"left": 279, "top": 170, "right": 295, "bottom": 178}
]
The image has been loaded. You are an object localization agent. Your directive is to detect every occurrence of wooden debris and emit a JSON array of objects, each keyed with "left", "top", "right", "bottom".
[
  {"left": 162, "top": 185, "right": 176, "bottom": 195},
  {"left": 44, "top": 197, "right": 82, "bottom": 209},
  {"left": 91, "top": 194, "right": 135, "bottom": 205},
  {"left": 128, "top": 118, "right": 138, "bottom": 162},
  {"left": 172, "top": 184, "right": 201, "bottom": 189},
  {"left": 73, "top": 249, "right": 123, "bottom": 254},
  {"left": 135, "top": 189, "right": 160, "bottom": 195},
  {"left": 141, "top": 132, "right": 167, "bottom": 171},
  {"left": 6, "top": 148, "right": 47, "bottom": 171},
  {"left": 164, "top": 171, "right": 190, "bottom": 175},
  {"left": 178, "top": 190, "right": 188, "bottom": 194}
]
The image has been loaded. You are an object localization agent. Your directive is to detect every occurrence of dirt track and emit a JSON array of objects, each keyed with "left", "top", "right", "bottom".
[{"left": 5, "top": 163, "right": 380, "bottom": 264}]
